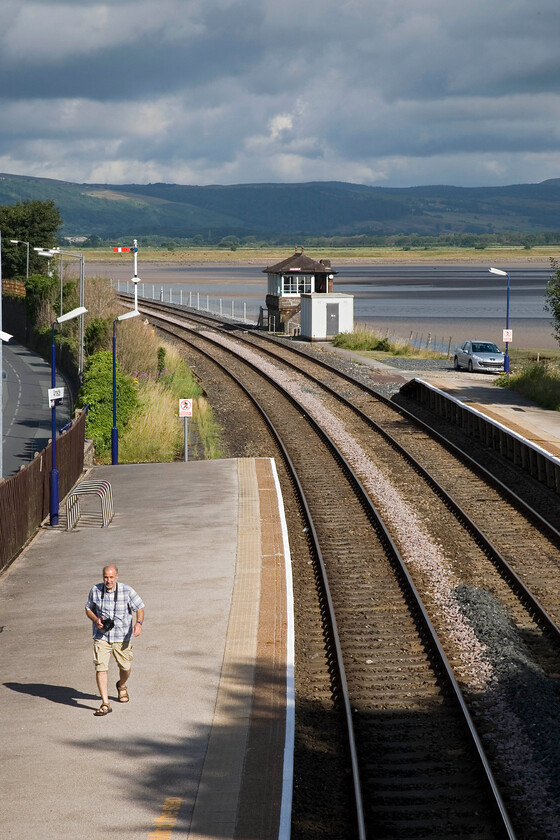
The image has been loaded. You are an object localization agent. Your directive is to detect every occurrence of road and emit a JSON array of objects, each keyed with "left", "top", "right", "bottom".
[{"left": 2, "top": 341, "right": 72, "bottom": 478}]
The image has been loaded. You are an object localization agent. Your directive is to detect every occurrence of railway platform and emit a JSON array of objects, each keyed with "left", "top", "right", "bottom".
[
  {"left": 0, "top": 458, "right": 293, "bottom": 840},
  {"left": 319, "top": 344, "right": 560, "bottom": 458}
]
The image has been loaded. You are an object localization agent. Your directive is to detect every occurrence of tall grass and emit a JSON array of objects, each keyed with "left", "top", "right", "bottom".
[
  {"left": 192, "top": 398, "right": 223, "bottom": 459},
  {"left": 333, "top": 324, "right": 447, "bottom": 358},
  {"left": 118, "top": 380, "right": 180, "bottom": 462},
  {"left": 496, "top": 362, "right": 560, "bottom": 410},
  {"left": 82, "top": 282, "right": 224, "bottom": 462}
]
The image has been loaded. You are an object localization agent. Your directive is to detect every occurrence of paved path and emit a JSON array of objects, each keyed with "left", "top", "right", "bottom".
[{"left": 0, "top": 458, "right": 292, "bottom": 840}]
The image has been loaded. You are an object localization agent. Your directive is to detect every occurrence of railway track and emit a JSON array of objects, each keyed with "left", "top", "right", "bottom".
[{"left": 124, "top": 298, "right": 560, "bottom": 838}]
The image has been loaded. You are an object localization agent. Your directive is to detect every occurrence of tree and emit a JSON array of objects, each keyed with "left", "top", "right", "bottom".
[
  {"left": 0, "top": 199, "right": 62, "bottom": 278},
  {"left": 544, "top": 258, "right": 560, "bottom": 347}
]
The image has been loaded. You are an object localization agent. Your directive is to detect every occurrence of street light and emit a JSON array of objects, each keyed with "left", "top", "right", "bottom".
[
  {"left": 112, "top": 309, "right": 140, "bottom": 465},
  {"left": 36, "top": 247, "right": 86, "bottom": 380},
  {"left": 0, "top": 230, "right": 14, "bottom": 479},
  {"left": 489, "top": 267, "right": 510, "bottom": 373},
  {"left": 49, "top": 305, "right": 88, "bottom": 526},
  {"left": 10, "top": 239, "right": 30, "bottom": 279}
]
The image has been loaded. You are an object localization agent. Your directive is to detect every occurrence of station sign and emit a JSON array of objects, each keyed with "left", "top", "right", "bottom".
[{"left": 48, "top": 387, "right": 65, "bottom": 408}]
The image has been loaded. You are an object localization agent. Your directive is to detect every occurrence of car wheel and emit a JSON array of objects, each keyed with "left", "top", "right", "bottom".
[
  {"left": 454, "top": 356, "right": 460, "bottom": 370},
  {"left": 468, "top": 360, "right": 473, "bottom": 372}
]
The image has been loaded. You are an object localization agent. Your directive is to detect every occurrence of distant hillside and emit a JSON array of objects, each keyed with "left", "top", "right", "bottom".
[{"left": 1, "top": 172, "right": 560, "bottom": 239}]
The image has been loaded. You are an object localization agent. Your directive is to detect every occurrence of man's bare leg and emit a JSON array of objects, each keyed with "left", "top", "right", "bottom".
[{"left": 95, "top": 670, "right": 109, "bottom": 706}]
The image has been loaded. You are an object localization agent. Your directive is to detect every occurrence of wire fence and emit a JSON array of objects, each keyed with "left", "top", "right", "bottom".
[{"left": 114, "top": 280, "right": 261, "bottom": 324}]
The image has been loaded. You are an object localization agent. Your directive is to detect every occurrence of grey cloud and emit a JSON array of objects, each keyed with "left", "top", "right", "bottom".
[{"left": 1, "top": 0, "right": 560, "bottom": 187}]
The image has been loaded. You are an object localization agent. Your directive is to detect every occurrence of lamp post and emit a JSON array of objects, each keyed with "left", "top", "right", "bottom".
[
  {"left": 10, "top": 239, "right": 30, "bottom": 279},
  {"left": 489, "top": 267, "right": 510, "bottom": 373},
  {"left": 0, "top": 230, "right": 14, "bottom": 479},
  {"left": 35, "top": 247, "right": 86, "bottom": 380},
  {"left": 112, "top": 309, "right": 140, "bottom": 465},
  {"left": 49, "top": 305, "right": 88, "bottom": 526}
]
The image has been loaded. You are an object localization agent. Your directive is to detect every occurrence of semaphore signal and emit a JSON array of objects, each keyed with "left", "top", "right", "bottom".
[{"left": 112, "top": 240, "right": 140, "bottom": 310}]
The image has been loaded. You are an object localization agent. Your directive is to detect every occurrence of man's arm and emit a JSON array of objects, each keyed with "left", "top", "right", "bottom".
[
  {"left": 85, "top": 607, "right": 103, "bottom": 630},
  {"left": 133, "top": 608, "right": 144, "bottom": 637}
]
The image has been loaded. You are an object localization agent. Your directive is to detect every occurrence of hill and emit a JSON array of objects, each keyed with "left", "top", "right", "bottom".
[{"left": 1, "top": 172, "right": 560, "bottom": 239}]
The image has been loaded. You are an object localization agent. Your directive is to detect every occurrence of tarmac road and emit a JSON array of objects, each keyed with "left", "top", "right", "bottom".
[{"left": 2, "top": 341, "right": 71, "bottom": 478}]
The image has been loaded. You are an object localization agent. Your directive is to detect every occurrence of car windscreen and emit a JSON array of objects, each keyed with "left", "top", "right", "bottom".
[{"left": 472, "top": 343, "right": 500, "bottom": 353}]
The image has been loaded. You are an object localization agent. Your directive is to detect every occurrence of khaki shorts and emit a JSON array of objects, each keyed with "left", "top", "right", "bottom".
[{"left": 93, "top": 639, "right": 133, "bottom": 672}]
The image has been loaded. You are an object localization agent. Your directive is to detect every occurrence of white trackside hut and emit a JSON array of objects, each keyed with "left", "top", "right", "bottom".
[{"left": 300, "top": 293, "right": 354, "bottom": 341}]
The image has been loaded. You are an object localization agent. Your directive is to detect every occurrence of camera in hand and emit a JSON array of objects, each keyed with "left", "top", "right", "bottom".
[{"left": 101, "top": 618, "right": 115, "bottom": 632}]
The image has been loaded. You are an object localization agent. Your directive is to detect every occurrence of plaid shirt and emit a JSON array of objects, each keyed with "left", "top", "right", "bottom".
[{"left": 86, "top": 582, "right": 145, "bottom": 644}]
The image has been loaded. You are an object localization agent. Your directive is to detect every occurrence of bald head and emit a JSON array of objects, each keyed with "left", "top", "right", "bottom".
[{"left": 102, "top": 566, "right": 119, "bottom": 591}]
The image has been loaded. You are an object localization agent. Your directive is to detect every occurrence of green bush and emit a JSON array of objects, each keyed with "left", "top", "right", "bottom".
[
  {"left": 24, "top": 273, "right": 58, "bottom": 322},
  {"left": 496, "top": 361, "right": 560, "bottom": 410},
  {"left": 78, "top": 351, "right": 138, "bottom": 454},
  {"left": 85, "top": 317, "right": 112, "bottom": 356}
]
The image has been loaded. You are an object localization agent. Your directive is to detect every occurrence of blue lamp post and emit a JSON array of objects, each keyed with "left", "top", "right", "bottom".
[
  {"left": 489, "top": 267, "right": 510, "bottom": 373},
  {"left": 50, "top": 305, "right": 87, "bottom": 526},
  {"left": 112, "top": 309, "right": 140, "bottom": 465}
]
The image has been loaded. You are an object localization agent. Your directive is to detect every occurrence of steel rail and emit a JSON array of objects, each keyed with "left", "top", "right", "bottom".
[
  {"left": 134, "top": 299, "right": 560, "bottom": 638},
  {"left": 120, "top": 293, "right": 560, "bottom": 541},
  {"left": 149, "top": 312, "right": 517, "bottom": 838},
  {"left": 156, "top": 322, "right": 367, "bottom": 839},
  {"left": 231, "top": 328, "right": 560, "bottom": 639},
  {"left": 121, "top": 294, "right": 560, "bottom": 545}
]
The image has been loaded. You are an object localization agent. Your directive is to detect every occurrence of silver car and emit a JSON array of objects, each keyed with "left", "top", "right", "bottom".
[{"left": 453, "top": 340, "right": 505, "bottom": 373}]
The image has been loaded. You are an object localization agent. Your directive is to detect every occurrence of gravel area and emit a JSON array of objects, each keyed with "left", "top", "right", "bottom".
[{"left": 217, "top": 330, "right": 560, "bottom": 837}]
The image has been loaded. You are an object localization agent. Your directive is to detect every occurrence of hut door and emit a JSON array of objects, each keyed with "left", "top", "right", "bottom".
[{"left": 326, "top": 303, "right": 339, "bottom": 336}]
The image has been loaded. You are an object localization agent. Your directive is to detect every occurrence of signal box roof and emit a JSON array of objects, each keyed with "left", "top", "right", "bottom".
[{"left": 263, "top": 251, "right": 337, "bottom": 275}]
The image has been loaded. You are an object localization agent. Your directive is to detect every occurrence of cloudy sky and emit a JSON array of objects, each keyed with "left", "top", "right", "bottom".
[{"left": 1, "top": 0, "right": 560, "bottom": 188}]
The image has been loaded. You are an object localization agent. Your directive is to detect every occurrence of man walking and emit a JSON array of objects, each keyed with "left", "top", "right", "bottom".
[{"left": 85, "top": 565, "right": 145, "bottom": 716}]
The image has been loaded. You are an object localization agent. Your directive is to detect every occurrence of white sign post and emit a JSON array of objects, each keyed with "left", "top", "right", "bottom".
[
  {"left": 179, "top": 399, "right": 193, "bottom": 461},
  {"left": 48, "top": 386, "right": 65, "bottom": 408}
]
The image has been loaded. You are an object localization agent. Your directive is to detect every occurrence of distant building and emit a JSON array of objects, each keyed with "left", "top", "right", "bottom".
[{"left": 263, "top": 248, "right": 337, "bottom": 332}]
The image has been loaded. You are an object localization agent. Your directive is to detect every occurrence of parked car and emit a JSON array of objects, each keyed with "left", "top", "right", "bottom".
[{"left": 453, "top": 340, "right": 505, "bottom": 373}]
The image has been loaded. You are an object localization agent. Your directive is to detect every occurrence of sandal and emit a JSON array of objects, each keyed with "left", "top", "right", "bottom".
[
  {"left": 94, "top": 703, "right": 112, "bottom": 716},
  {"left": 116, "top": 681, "right": 129, "bottom": 703}
]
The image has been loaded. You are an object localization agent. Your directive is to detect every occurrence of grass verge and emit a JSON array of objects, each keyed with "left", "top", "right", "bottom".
[
  {"left": 496, "top": 362, "right": 560, "bottom": 411},
  {"left": 116, "top": 341, "right": 224, "bottom": 463},
  {"left": 333, "top": 325, "right": 447, "bottom": 358}
]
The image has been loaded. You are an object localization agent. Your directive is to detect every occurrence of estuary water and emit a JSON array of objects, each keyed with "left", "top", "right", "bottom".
[{"left": 90, "top": 261, "right": 558, "bottom": 350}]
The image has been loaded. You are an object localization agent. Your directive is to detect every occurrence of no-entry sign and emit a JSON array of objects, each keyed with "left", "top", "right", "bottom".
[{"left": 179, "top": 399, "right": 193, "bottom": 417}]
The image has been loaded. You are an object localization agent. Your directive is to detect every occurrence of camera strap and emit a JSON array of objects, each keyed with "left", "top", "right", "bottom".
[{"left": 103, "top": 583, "right": 118, "bottom": 618}]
